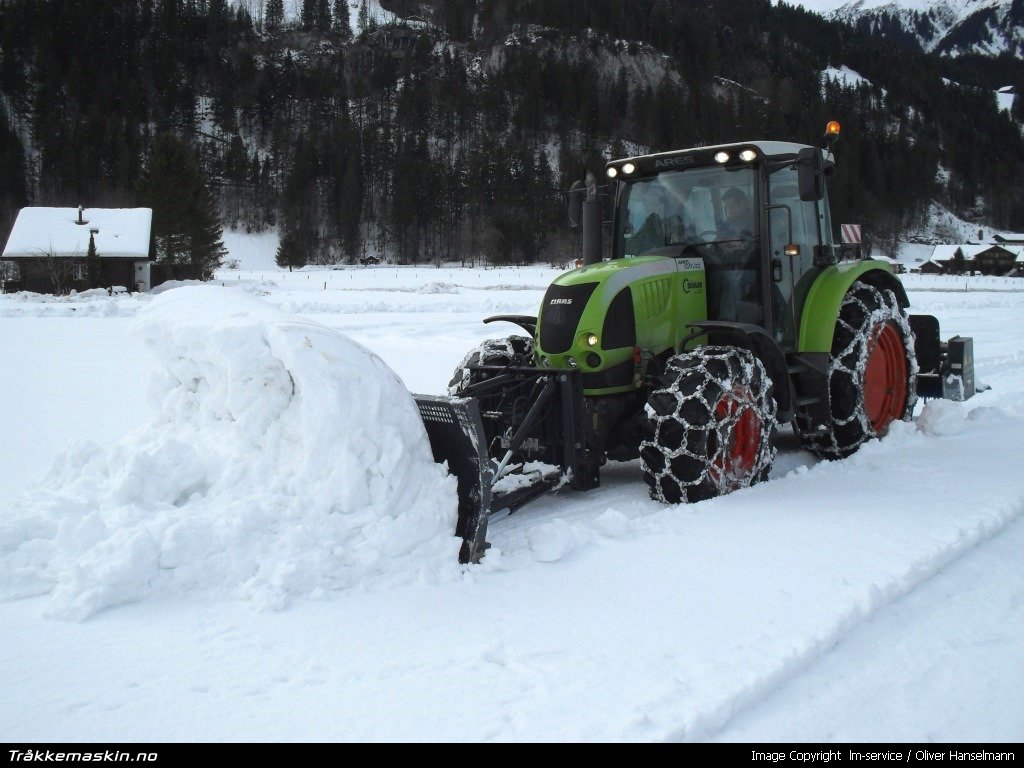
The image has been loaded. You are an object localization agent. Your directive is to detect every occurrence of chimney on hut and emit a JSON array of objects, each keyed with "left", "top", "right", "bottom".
[{"left": 77, "top": 206, "right": 85, "bottom": 225}]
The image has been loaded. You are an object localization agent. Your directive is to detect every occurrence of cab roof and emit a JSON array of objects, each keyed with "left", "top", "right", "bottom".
[{"left": 606, "top": 141, "right": 833, "bottom": 177}]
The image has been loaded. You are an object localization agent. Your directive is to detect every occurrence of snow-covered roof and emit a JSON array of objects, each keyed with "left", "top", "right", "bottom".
[
  {"left": 993, "top": 233, "right": 1024, "bottom": 243},
  {"left": 2, "top": 207, "right": 153, "bottom": 260},
  {"left": 873, "top": 255, "right": 899, "bottom": 264},
  {"left": 996, "top": 89, "right": 1015, "bottom": 112},
  {"left": 930, "top": 243, "right": 1023, "bottom": 261},
  {"left": 931, "top": 244, "right": 982, "bottom": 261}
]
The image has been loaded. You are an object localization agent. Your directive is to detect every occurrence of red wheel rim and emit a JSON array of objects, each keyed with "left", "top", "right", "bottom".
[
  {"left": 710, "top": 386, "right": 761, "bottom": 487},
  {"left": 864, "top": 322, "right": 908, "bottom": 433}
]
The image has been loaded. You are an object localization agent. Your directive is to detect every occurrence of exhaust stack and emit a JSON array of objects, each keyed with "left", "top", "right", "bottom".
[{"left": 582, "top": 171, "right": 603, "bottom": 266}]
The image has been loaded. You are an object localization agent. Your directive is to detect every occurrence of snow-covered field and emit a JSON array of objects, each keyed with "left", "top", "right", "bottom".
[{"left": 1, "top": 263, "right": 1022, "bottom": 742}]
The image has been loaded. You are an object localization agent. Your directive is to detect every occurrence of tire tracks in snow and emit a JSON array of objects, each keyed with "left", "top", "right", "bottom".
[
  {"left": 643, "top": 416, "right": 1024, "bottom": 742},
  {"left": 665, "top": 495, "right": 1024, "bottom": 743},
  {"left": 485, "top": 407, "right": 1024, "bottom": 742},
  {"left": 709, "top": 512, "right": 1024, "bottom": 741}
]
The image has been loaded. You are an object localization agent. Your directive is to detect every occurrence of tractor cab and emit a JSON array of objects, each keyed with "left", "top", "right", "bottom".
[{"left": 605, "top": 141, "right": 835, "bottom": 351}]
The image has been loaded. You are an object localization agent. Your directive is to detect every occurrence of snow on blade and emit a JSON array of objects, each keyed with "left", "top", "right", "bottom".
[{"left": 0, "top": 286, "right": 459, "bottom": 618}]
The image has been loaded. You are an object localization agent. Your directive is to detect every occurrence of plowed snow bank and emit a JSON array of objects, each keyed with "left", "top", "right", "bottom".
[{"left": 0, "top": 287, "right": 458, "bottom": 618}]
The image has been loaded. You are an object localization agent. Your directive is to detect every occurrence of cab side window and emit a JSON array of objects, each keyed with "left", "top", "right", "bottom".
[{"left": 769, "top": 166, "right": 820, "bottom": 345}]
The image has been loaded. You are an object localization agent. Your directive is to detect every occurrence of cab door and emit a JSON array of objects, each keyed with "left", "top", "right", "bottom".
[{"left": 767, "top": 166, "right": 820, "bottom": 348}]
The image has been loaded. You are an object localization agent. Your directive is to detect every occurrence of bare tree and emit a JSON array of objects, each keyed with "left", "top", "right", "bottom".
[
  {"left": 0, "top": 259, "right": 21, "bottom": 292},
  {"left": 29, "top": 249, "right": 78, "bottom": 295}
]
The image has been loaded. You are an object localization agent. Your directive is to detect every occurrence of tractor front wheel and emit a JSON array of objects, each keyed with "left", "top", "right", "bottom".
[
  {"left": 800, "top": 282, "right": 917, "bottom": 458},
  {"left": 641, "top": 346, "right": 776, "bottom": 504},
  {"left": 448, "top": 335, "right": 534, "bottom": 395}
]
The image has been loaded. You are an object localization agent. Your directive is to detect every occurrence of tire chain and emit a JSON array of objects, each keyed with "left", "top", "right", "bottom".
[
  {"left": 806, "top": 283, "right": 918, "bottom": 458},
  {"left": 641, "top": 346, "right": 776, "bottom": 504}
]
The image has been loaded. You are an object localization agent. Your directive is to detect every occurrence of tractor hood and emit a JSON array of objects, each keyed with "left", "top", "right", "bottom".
[{"left": 535, "top": 256, "right": 707, "bottom": 395}]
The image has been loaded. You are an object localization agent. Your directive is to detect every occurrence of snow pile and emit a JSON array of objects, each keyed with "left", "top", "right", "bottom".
[
  {"left": 416, "top": 281, "right": 460, "bottom": 294},
  {"left": 0, "top": 290, "right": 151, "bottom": 318},
  {"left": 917, "top": 399, "right": 967, "bottom": 436},
  {"left": 150, "top": 279, "right": 207, "bottom": 294},
  {"left": 0, "top": 286, "right": 459, "bottom": 618}
]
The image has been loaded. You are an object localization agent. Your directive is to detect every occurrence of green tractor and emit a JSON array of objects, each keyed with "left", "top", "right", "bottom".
[{"left": 415, "top": 124, "right": 976, "bottom": 563}]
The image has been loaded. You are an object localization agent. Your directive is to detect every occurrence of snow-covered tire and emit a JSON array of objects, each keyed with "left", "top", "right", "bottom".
[
  {"left": 800, "top": 282, "right": 917, "bottom": 459},
  {"left": 447, "top": 334, "right": 534, "bottom": 395},
  {"left": 640, "top": 346, "right": 777, "bottom": 504}
]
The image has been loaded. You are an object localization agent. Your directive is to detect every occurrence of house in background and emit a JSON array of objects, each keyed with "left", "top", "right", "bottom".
[
  {"left": 1, "top": 207, "right": 156, "bottom": 294},
  {"left": 927, "top": 243, "right": 1023, "bottom": 276},
  {"left": 992, "top": 233, "right": 1024, "bottom": 247},
  {"left": 915, "top": 258, "right": 947, "bottom": 275}
]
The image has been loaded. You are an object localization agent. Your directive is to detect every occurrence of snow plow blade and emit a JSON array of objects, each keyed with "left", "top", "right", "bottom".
[
  {"left": 414, "top": 368, "right": 598, "bottom": 564},
  {"left": 414, "top": 395, "right": 493, "bottom": 564}
]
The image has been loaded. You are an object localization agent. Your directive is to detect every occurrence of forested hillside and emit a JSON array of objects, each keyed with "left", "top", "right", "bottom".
[{"left": 1, "top": 0, "right": 1022, "bottom": 266}]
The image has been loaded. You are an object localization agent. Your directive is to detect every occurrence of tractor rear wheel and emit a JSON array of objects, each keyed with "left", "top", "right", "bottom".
[
  {"left": 641, "top": 346, "right": 776, "bottom": 504},
  {"left": 800, "top": 282, "right": 917, "bottom": 459},
  {"left": 448, "top": 335, "right": 534, "bottom": 395}
]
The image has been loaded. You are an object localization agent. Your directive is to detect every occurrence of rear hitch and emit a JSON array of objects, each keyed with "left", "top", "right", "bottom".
[{"left": 909, "top": 315, "right": 981, "bottom": 401}]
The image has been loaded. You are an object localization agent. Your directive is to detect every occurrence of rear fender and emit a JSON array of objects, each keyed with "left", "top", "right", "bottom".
[{"left": 798, "top": 262, "right": 909, "bottom": 354}]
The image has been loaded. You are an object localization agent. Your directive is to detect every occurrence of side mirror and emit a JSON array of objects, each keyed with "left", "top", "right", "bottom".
[
  {"left": 797, "top": 147, "right": 824, "bottom": 202},
  {"left": 837, "top": 242, "right": 862, "bottom": 261},
  {"left": 813, "top": 244, "right": 839, "bottom": 269},
  {"left": 567, "top": 180, "right": 585, "bottom": 229}
]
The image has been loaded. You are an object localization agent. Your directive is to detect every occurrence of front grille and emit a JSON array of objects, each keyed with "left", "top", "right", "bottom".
[
  {"left": 539, "top": 282, "right": 598, "bottom": 353},
  {"left": 602, "top": 287, "right": 636, "bottom": 349}
]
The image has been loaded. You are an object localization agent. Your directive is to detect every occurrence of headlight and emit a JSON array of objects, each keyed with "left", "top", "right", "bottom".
[
  {"left": 606, "top": 167, "right": 618, "bottom": 178},
  {"left": 714, "top": 151, "right": 730, "bottom": 163},
  {"left": 622, "top": 163, "right": 635, "bottom": 175},
  {"left": 739, "top": 149, "right": 757, "bottom": 162}
]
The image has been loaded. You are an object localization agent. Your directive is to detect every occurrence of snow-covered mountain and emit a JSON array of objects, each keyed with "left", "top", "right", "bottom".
[{"left": 790, "top": 0, "right": 1024, "bottom": 56}]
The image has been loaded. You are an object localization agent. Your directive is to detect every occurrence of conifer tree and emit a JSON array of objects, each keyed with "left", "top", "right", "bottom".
[
  {"left": 86, "top": 231, "right": 102, "bottom": 288},
  {"left": 0, "top": 110, "right": 27, "bottom": 243},
  {"left": 265, "top": 0, "right": 284, "bottom": 30},
  {"left": 138, "top": 133, "right": 227, "bottom": 280},
  {"left": 276, "top": 228, "right": 308, "bottom": 270},
  {"left": 951, "top": 247, "right": 967, "bottom": 275},
  {"left": 357, "top": 0, "right": 369, "bottom": 32},
  {"left": 340, "top": 154, "right": 362, "bottom": 259},
  {"left": 314, "top": 0, "right": 332, "bottom": 31},
  {"left": 334, "top": 0, "right": 353, "bottom": 38}
]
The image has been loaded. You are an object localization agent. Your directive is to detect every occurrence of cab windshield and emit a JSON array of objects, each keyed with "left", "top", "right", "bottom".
[{"left": 616, "top": 166, "right": 758, "bottom": 258}]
